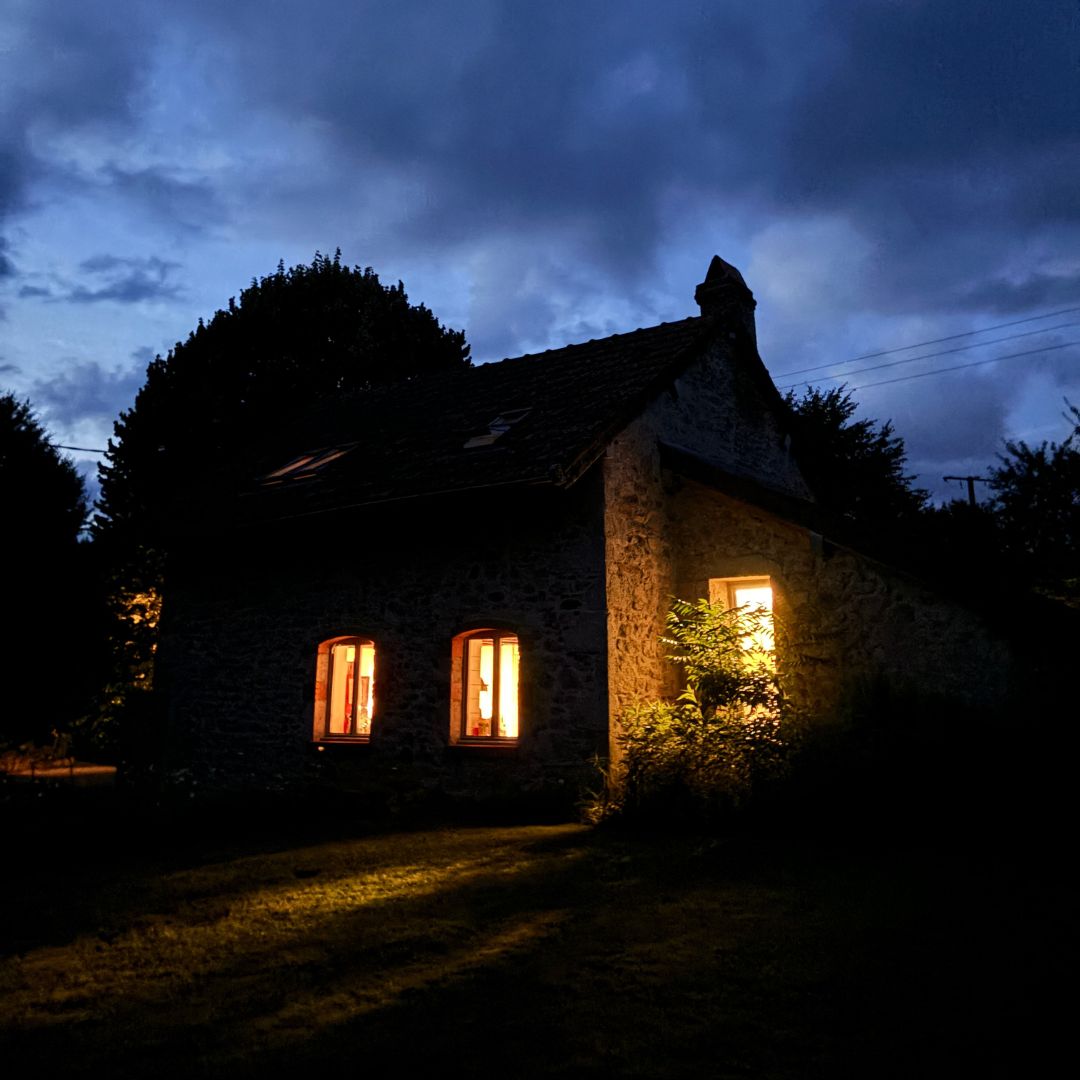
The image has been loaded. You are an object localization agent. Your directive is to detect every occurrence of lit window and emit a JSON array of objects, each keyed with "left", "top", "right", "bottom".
[
  {"left": 710, "top": 577, "right": 775, "bottom": 660},
  {"left": 263, "top": 444, "right": 356, "bottom": 484},
  {"left": 314, "top": 636, "right": 376, "bottom": 740},
  {"left": 451, "top": 630, "right": 520, "bottom": 741}
]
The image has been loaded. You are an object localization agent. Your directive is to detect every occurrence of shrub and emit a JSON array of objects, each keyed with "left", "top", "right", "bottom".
[{"left": 590, "top": 597, "right": 790, "bottom": 825}]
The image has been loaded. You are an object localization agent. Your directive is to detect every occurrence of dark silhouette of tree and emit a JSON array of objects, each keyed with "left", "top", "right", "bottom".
[
  {"left": 989, "top": 400, "right": 1079, "bottom": 604},
  {"left": 784, "top": 386, "right": 928, "bottom": 555},
  {"left": 90, "top": 252, "right": 470, "bottom": 758},
  {"left": 0, "top": 394, "right": 99, "bottom": 747},
  {"left": 95, "top": 251, "right": 470, "bottom": 547},
  {"left": 1, "top": 394, "right": 86, "bottom": 547}
]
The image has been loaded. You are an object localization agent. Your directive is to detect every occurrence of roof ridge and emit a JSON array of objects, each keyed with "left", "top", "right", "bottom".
[{"left": 477, "top": 313, "right": 702, "bottom": 369}]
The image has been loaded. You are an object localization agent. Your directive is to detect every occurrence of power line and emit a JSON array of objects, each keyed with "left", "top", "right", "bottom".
[
  {"left": 770, "top": 304, "right": 1080, "bottom": 378},
  {"left": 56, "top": 444, "right": 107, "bottom": 453},
  {"left": 847, "top": 339, "right": 1080, "bottom": 391},
  {"left": 776, "top": 321, "right": 1080, "bottom": 392}
]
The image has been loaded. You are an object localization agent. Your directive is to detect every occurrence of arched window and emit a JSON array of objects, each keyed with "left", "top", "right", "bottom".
[
  {"left": 451, "top": 630, "right": 520, "bottom": 742},
  {"left": 314, "top": 636, "right": 376, "bottom": 740}
]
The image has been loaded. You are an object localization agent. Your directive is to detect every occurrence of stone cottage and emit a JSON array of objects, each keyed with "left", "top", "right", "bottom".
[{"left": 156, "top": 256, "right": 1008, "bottom": 799}]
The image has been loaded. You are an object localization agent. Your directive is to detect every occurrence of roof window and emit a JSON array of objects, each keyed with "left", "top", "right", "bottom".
[
  {"left": 262, "top": 444, "right": 356, "bottom": 484},
  {"left": 463, "top": 408, "right": 532, "bottom": 448}
]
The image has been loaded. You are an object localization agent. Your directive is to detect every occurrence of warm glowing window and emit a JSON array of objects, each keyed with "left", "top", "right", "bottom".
[
  {"left": 454, "top": 630, "right": 520, "bottom": 741},
  {"left": 263, "top": 444, "right": 356, "bottom": 484},
  {"left": 710, "top": 577, "right": 775, "bottom": 659},
  {"left": 315, "top": 637, "right": 376, "bottom": 740}
]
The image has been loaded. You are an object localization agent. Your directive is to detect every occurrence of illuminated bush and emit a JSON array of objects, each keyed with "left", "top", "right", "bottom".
[{"left": 592, "top": 597, "right": 790, "bottom": 824}]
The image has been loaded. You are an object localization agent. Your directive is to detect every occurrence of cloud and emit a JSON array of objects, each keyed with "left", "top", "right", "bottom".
[
  {"left": 1, "top": 2, "right": 150, "bottom": 212},
  {"left": 2, "top": 0, "right": 1077, "bottom": 497},
  {"left": 101, "top": 164, "right": 225, "bottom": 234},
  {"left": 58, "top": 254, "right": 183, "bottom": 304},
  {"left": 957, "top": 272, "right": 1080, "bottom": 316},
  {"left": 30, "top": 359, "right": 143, "bottom": 430},
  {"left": 7, "top": 2, "right": 1078, "bottom": 320},
  {"left": 0, "top": 237, "right": 14, "bottom": 278}
]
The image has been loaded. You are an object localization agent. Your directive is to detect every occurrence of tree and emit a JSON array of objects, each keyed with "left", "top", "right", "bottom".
[
  {"left": 0, "top": 394, "right": 98, "bottom": 747},
  {"left": 784, "top": 385, "right": 929, "bottom": 527},
  {"left": 989, "top": 400, "right": 1079, "bottom": 603},
  {"left": 95, "top": 251, "right": 470, "bottom": 547},
  {"left": 1, "top": 393, "right": 86, "bottom": 549},
  {"left": 784, "top": 386, "right": 928, "bottom": 556},
  {"left": 90, "top": 252, "right": 470, "bottom": 756}
]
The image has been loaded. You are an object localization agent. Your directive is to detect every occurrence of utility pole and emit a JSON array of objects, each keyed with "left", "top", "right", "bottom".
[{"left": 943, "top": 475, "right": 991, "bottom": 508}]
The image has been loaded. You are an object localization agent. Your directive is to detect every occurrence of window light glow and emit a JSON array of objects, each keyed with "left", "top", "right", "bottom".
[
  {"left": 462, "top": 632, "right": 519, "bottom": 739},
  {"left": 499, "top": 639, "right": 519, "bottom": 738},
  {"left": 327, "top": 639, "right": 375, "bottom": 736},
  {"left": 263, "top": 444, "right": 356, "bottom": 483},
  {"left": 731, "top": 584, "right": 775, "bottom": 654},
  {"left": 710, "top": 577, "right": 777, "bottom": 667},
  {"left": 478, "top": 641, "right": 494, "bottom": 723}
]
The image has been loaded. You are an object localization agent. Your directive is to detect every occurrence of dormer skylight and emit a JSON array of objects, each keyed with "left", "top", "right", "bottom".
[
  {"left": 262, "top": 444, "right": 356, "bottom": 484},
  {"left": 463, "top": 407, "right": 532, "bottom": 448}
]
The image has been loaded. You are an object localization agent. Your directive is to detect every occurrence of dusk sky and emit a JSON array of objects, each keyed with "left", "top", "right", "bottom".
[{"left": 2, "top": 1, "right": 1078, "bottom": 505}]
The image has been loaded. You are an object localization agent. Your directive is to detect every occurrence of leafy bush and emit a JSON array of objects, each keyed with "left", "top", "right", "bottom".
[{"left": 590, "top": 597, "right": 790, "bottom": 824}]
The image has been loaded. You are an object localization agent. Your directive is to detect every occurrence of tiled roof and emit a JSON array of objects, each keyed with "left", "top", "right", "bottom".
[{"left": 241, "top": 315, "right": 711, "bottom": 521}]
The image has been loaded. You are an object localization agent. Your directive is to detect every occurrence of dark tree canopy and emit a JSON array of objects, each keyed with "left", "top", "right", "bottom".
[
  {"left": 990, "top": 401, "right": 1079, "bottom": 601},
  {"left": 95, "top": 251, "right": 471, "bottom": 544},
  {"left": 1, "top": 392, "right": 87, "bottom": 550},
  {"left": 783, "top": 386, "right": 928, "bottom": 547},
  {"left": 0, "top": 394, "right": 98, "bottom": 747}
]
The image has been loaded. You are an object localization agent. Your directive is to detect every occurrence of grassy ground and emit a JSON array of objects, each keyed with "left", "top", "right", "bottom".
[{"left": 0, "top": 790, "right": 1067, "bottom": 1079}]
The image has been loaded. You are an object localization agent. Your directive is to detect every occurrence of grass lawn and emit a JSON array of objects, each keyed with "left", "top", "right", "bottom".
[{"left": 0, "top": 796, "right": 1066, "bottom": 1079}]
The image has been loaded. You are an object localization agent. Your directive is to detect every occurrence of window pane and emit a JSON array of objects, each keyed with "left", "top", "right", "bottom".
[
  {"left": 357, "top": 642, "right": 375, "bottom": 735},
  {"left": 327, "top": 639, "right": 375, "bottom": 736},
  {"left": 498, "top": 637, "right": 519, "bottom": 738},
  {"left": 466, "top": 637, "right": 494, "bottom": 737},
  {"left": 731, "top": 583, "right": 775, "bottom": 656},
  {"left": 328, "top": 642, "right": 357, "bottom": 735}
]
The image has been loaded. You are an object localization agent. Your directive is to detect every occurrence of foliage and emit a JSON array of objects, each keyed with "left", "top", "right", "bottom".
[
  {"left": 660, "top": 596, "right": 780, "bottom": 718},
  {"left": 90, "top": 251, "right": 471, "bottom": 757},
  {"left": 784, "top": 386, "right": 928, "bottom": 553},
  {"left": 0, "top": 393, "right": 87, "bottom": 547},
  {"left": 0, "top": 394, "right": 103, "bottom": 747},
  {"left": 95, "top": 250, "right": 470, "bottom": 548},
  {"left": 989, "top": 400, "right": 1079, "bottom": 604},
  {"left": 592, "top": 597, "right": 789, "bottom": 825}
]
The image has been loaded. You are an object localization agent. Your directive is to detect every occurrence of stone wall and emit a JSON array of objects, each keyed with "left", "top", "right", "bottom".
[
  {"left": 650, "top": 338, "right": 810, "bottom": 500},
  {"left": 157, "top": 474, "right": 610, "bottom": 796},
  {"left": 602, "top": 418, "right": 671, "bottom": 746},
  {"left": 602, "top": 336, "right": 812, "bottom": 753},
  {"left": 667, "top": 475, "right": 1012, "bottom": 719}
]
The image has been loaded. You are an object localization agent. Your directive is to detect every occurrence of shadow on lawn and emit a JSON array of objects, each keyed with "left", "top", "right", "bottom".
[{"left": 1, "top": 784, "right": 1070, "bottom": 1080}]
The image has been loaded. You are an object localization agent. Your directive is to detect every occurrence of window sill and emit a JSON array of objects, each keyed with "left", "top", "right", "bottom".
[
  {"left": 447, "top": 739, "right": 519, "bottom": 758},
  {"left": 311, "top": 737, "right": 372, "bottom": 751}
]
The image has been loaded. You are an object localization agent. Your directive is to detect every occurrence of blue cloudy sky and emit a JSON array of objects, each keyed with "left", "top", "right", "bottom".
[{"left": 2, "top": 1, "right": 1078, "bottom": 504}]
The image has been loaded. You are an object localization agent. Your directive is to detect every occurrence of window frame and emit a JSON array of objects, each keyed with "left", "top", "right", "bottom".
[
  {"left": 314, "top": 635, "right": 376, "bottom": 743},
  {"left": 452, "top": 628, "right": 521, "bottom": 745}
]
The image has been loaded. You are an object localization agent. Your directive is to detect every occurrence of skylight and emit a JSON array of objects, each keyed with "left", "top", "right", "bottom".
[
  {"left": 262, "top": 444, "right": 356, "bottom": 484},
  {"left": 463, "top": 408, "right": 532, "bottom": 448}
]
